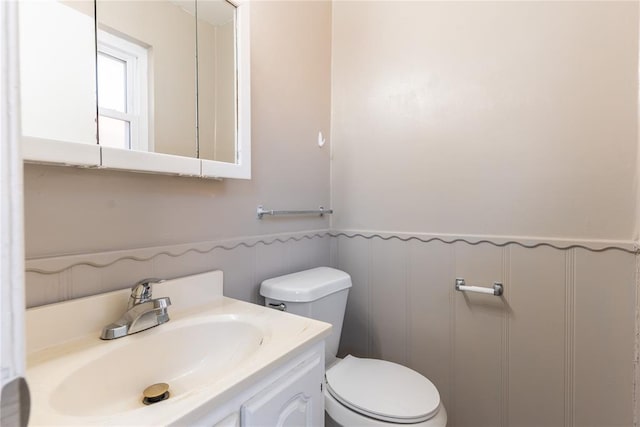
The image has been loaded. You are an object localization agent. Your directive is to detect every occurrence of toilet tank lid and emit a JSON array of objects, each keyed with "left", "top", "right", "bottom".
[{"left": 260, "top": 267, "right": 352, "bottom": 302}]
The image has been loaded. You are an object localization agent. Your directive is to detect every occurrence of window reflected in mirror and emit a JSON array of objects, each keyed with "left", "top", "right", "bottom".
[
  {"left": 97, "top": 31, "right": 149, "bottom": 150},
  {"left": 96, "top": 0, "right": 198, "bottom": 158}
]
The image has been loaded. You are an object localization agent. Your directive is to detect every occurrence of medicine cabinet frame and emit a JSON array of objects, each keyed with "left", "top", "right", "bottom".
[{"left": 21, "top": 1, "right": 251, "bottom": 180}]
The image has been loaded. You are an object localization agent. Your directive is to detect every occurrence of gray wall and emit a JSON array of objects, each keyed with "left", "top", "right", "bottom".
[{"left": 331, "top": 1, "right": 639, "bottom": 239}]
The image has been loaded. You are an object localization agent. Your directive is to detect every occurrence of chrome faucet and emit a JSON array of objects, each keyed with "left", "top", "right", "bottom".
[{"left": 100, "top": 278, "right": 172, "bottom": 340}]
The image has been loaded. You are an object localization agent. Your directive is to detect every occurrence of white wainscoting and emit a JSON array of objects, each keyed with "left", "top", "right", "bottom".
[{"left": 331, "top": 232, "right": 637, "bottom": 427}]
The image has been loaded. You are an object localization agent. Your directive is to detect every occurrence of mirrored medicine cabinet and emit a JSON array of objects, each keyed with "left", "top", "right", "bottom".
[{"left": 19, "top": 0, "right": 250, "bottom": 179}]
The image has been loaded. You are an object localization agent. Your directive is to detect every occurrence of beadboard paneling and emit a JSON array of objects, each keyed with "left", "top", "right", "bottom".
[
  {"left": 370, "top": 238, "right": 408, "bottom": 365},
  {"left": 508, "top": 245, "right": 566, "bottom": 427},
  {"left": 573, "top": 249, "right": 635, "bottom": 427},
  {"left": 333, "top": 233, "right": 637, "bottom": 427},
  {"left": 336, "top": 236, "right": 370, "bottom": 358},
  {"left": 407, "top": 240, "right": 454, "bottom": 419},
  {"left": 453, "top": 243, "right": 504, "bottom": 427},
  {"left": 213, "top": 244, "right": 257, "bottom": 303},
  {"left": 285, "top": 235, "right": 331, "bottom": 274}
]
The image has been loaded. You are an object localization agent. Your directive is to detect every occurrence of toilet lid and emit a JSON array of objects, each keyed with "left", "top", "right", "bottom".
[{"left": 325, "top": 355, "right": 441, "bottom": 424}]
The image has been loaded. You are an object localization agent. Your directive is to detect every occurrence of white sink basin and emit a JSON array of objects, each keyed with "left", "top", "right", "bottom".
[
  {"left": 50, "top": 315, "right": 264, "bottom": 417},
  {"left": 26, "top": 270, "right": 331, "bottom": 426}
]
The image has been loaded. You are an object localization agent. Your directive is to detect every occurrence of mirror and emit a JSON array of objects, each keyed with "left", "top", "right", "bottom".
[
  {"left": 20, "top": 0, "right": 251, "bottom": 178},
  {"left": 19, "top": 0, "right": 97, "bottom": 147},
  {"left": 95, "top": 0, "right": 238, "bottom": 163},
  {"left": 196, "top": 0, "right": 237, "bottom": 163}
]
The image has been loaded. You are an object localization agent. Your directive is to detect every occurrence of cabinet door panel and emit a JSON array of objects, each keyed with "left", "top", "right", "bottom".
[{"left": 241, "top": 353, "right": 323, "bottom": 427}]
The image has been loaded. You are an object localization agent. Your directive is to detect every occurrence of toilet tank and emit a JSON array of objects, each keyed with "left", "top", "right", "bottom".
[{"left": 260, "top": 267, "right": 352, "bottom": 366}]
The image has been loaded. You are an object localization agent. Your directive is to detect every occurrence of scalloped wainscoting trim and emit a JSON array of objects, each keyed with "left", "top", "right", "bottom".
[
  {"left": 25, "top": 229, "right": 333, "bottom": 307},
  {"left": 330, "top": 230, "right": 638, "bottom": 254},
  {"left": 26, "top": 230, "right": 332, "bottom": 275},
  {"left": 26, "top": 230, "right": 638, "bottom": 276}
]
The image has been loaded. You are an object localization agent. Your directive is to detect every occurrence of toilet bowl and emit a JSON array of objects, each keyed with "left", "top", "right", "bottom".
[
  {"left": 324, "top": 355, "right": 447, "bottom": 426},
  {"left": 260, "top": 267, "right": 447, "bottom": 427}
]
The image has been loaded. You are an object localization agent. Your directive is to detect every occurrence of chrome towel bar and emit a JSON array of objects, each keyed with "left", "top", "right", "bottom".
[
  {"left": 256, "top": 205, "right": 333, "bottom": 220},
  {"left": 455, "top": 278, "right": 503, "bottom": 296}
]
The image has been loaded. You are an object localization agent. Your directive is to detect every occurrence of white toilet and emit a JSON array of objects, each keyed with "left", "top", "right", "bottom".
[{"left": 260, "top": 267, "right": 447, "bottom": 427}]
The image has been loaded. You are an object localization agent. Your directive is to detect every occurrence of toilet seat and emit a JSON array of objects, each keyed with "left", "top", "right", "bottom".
[{"left": 325, "top": 355, "right": 441, "bottom": 424}]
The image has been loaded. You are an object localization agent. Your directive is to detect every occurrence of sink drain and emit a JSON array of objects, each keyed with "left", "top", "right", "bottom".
[{"left": 142, "top": 383, "right": 170, "bottom": 405}]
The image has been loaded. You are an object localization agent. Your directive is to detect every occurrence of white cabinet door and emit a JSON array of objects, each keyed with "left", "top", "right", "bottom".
[
  {"left": 213, "top": 412, "right": 239, "bottom": 427},
  {"left": 241, "top": 352, "right": 323, "bottom": 427}
]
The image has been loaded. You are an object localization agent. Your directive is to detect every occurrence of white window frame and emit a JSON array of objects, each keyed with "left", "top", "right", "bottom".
[{"left": 97, "top": 31, "right": 150, "bottom": 151}]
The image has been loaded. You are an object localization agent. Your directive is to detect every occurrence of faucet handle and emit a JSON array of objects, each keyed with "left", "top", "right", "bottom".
[{"left": 129, "top": 278, "right": 164, "bottom": 308}]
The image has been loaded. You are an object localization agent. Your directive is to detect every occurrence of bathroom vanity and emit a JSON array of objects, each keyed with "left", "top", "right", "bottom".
[{"left": 25, "top": 270, "right": 330, "bottom": 426}]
